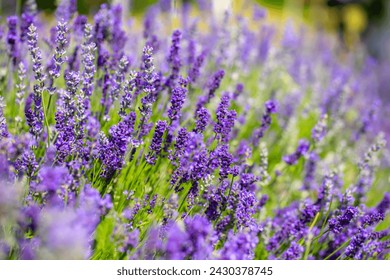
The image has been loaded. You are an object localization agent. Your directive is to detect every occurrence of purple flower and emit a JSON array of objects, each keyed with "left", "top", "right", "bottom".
[
  {"left": 207, "top": 69, "right": 225, "bottom": 101},
  {"left": 165, "top": 223, "right": 191, "bottom": 259},
  {"left": 345, "top": 228, "right": 370, "bottom": 258},
  {"left": 0, "top": 97, "right": 8, "bottom": 140},
  {"left": 283, "top": 139, "right": 310, "bottom": 165},
  {"left": 194, "top": 107, "right": 210, "bottom": 134},
  {"left": 168, "top": 85, "right": 187, "bottom": 122},
  {"left": 7, "top": 16, "right": 19, "bottom": 66},
  {"left": 170, "top": 128, "right": 189, "bottom": 163},
  {"left": 166, "top": 30, "right": 182, "bottom": 89},
  {"left": 37, "top": 166, "right": 69, "bottom": 192},
  {"left": 302, "top": 152, "right": 318, "bottom": 190},
  {"left": 220, "top": 231, "right": 258, "bottom": 260},
  {"left": 56, "top": 0, "right": 77, "bottom": 22},
  {"left": 233, "top": 83, "right": 244, "bottom": 100},
  {"left": 48, "top": 20, "right": 69, "bottom": 93},
  {"left": 97, "top": 112, "right": 136, "bottom": 177},
  {"left": 214, "top": 93, "right": 237, "bottom": 143},
  {"left": 20, "top": 12, "right": 35, "bottom": 43},
  {"left": 329, "top": 206, "right": 359, "bottom": 234},
  {"left": 184, "top": 215, "right": 214, "bottom": 259},
  {"left": 188, "top": 50, "right": 206, "bottom": 84},
  {"left": 312, "top": 114, "right": 328, "bottom": 143},
  {"left": 146, "top": 121, "right": 168, "bottom": 165},
  {"left": 27, "top": 24, "right": 45, "bottom": 137},
  {"left": 252, "top": 100, "right": 277, "bottom": 146},
  {"left": 282, "top": 241, "right": 304, "bottom": 260}
]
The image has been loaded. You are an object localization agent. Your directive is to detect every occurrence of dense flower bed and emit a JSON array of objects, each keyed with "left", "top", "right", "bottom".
[{"left": 0, "top": 0, "right": 389, "bottom": 260}]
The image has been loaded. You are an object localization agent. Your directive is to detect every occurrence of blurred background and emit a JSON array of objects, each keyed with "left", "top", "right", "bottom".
[
  {"left": 0, "top": 0, "right": 389, "bottom": 102},
  {"left": 0, "top": 0, "right": 388, "bottom": 62}
]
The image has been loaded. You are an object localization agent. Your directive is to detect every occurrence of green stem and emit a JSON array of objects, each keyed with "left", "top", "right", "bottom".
[
  {"left": 16, "top": 0, "right": 22, "bottom": 15},
  {"left": 324, "top": 239, "right": 350, "bottom": 260},
  {"left": 41, "top": 93, "right": 51, "bottom": 147}
]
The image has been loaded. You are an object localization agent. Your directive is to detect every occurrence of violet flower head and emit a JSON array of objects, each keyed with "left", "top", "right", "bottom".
[
  {"left": 345, "top": 228, "right": 370, "bottom": 258},
  {"left": 20, "top": 9, "right": 36, "bottom": 43},
  {"left": 184, "top": 215, "right": 214, "bottom": 259},
  {"left": 27, "top": 24, "right": 46, "bottom": 136},
  {"left": 73, "top": 15, "right": 88, "bottom": 38},
  {"left": 220, "top": 231, "right": 258, "bottom": 260},
  {"left": 165, "top": 223, "right": 191, "bottom": 259},
  {"left": 16, "top": 61, "right": 27, "bottom": 105},
  {"left": 7, "top": 16, "right": 19, "bottom": 66},
  {"left": 188, "top": 50, "right": 206, "bottom": 84},
  {"left": 171, "top": 127, "right": 189, "bottom": 163},
  {"left": 302, "top": 152, "right": 319, "bottom": 191},
  {"left": 282, "top": 242, "right": 304, "bottom": 260},
  {"left": 120, "top": 71, "right": 138, "bottom": 118},
  {"left": 194, "top": 107, "right": 210, "bottom": 134},
  {"left": 207, "top": 69, "right": 225, "bottom": 101},
  {"left": 0, "top": 97, "right": 8, "bottom": 140},
  {"left": 140, "top": 45, "right": 157, "bottom": 116},
  {"left": 283, "top": 139, "right": 310, "bottom": 165},
  {"left": 376, "top": 193, "right": 390, "bottom": 214},
  {"left": 312, "top": 114, "right": 328, "bottom": 143},
  {"left": 98, "top": 112, "right": 136, "bottom": 177},
  {"left": 49, "top": 20, "right": 69, "bottom": 92},
  {"left": 329, "top": 206, "right": 359, "bottom": 234},
  {"left": 146, "top": 120, "right": 168, "bottom": 165},
  {"left": 252, "top": 100, "right": 277, "bottom": 146},
  {"left": 168, "top": 85, "right": 187, "bottom": 122},
  {"left": 166, "top": 30, "right": 182, "bottom": 88},
  {"left": 37, "top": 166, "right": 69, "bottom": 193},
  {"left": 81, "top": 40, "right": 97, "bottom": 99},
  {"left": 214, "top": 93, "right": 237, "bottom": 143},
  {"left": 56, "top": 0, "right": 77, "bottom": 22},
  {"left": 233, "top": 83, "right": 244, "bottom": 100}
]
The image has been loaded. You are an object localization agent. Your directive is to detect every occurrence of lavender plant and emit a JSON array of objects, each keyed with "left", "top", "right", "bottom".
[{"left": 0, "top": 0, "right": 389, "bottom": 260}]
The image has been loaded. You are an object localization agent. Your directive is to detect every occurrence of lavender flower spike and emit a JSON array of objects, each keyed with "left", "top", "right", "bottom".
[
  {"left": 283, "top": 139, "right": 310, "bottom": 165},
  {"left": 168, "top": 83, "right": 187, "bottom": 122},
  {"left": 146, "top": 121, "right": 168, "bottom": 165},
  {"left": 166, "top": 30, "right": 182, "bottom": 89},
  {"left": 0, "top": 97, "right": 8, "bottom": 140},
  {"left": 27, "top": 24, "right": 45, "bottom": 137},
  {"left": 7, "top": 16, "right": 19, "bottom": 66},
  {"left": 194, "top": 107, "right": 210, "bottom": 134},
  {"left": 48, "top": 20, "right": 69, "bottom": 93},
  {"left": 252, "top": 100, "right": 277, "bottom": 146},
  {"left": 16, "top": 62, "right": 27, "bottom": 106}
]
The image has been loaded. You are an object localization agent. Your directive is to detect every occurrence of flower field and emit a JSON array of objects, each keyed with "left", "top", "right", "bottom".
[{"left": 0, "top": 0, "right": 389, "bottom": 260}]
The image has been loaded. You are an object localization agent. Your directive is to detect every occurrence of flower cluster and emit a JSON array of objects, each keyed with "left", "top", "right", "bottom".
[{"left": 0, "top": 0, "right": 389, "bottom": 260}]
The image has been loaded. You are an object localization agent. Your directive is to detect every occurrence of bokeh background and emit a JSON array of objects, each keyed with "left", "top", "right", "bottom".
[{"left": 1, "top": 0, "right": 389, "bottom": 99}]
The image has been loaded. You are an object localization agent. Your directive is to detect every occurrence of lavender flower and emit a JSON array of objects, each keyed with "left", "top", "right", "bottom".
[
  {"left": 48, "top": 20, "right": 69, "bottom": 93},
  {"left": 27, "top": 24, "right": 45, "bottom": 137},
  {"left": 329, "top": 206, "right": 358, "bottom": 234},
  {"left": 0, "top": 98, "right": 8, "bottom": 140},
  {"left": 7, "top": 16, "right": 19, "bottom": 66},
  {"left": 168, "top": 85, "right": 187, "bottom": 122},
  {"left": 207, "top": 69, "right": 225, "bottom": 101},
  {"left": 312, "top": 114, "right": 328, "bottom": 143},
  {"left": 214, "top": 93, "right": 237, "bottom": 143},
  {"left": 56, "top": 0, "right": 77, "bottom": 22},
  {"left": 166, "top": 30, "right": 182, "bottom": 89},
  {"left": 146, "top": 120, "right": 168, "bottom": 165},
  {"left": 283, "top": 139, "right": 310, "bottom": 165},
  {"left": 188, "top": 50, "right": 206, "bottom": 84},
  {"left": 282, "top": 242, "right": 304, "bottom": 260},
  {"left": 252, "top": 100, "right": 277, "bottom": 146},
  {"left": 16, "top": 62, "right": 27, "bottom": 105},
  {"left": 194, "top": 107, "right": 210, "bottom": 134},
  {"left": 220, "top": 231, "right": 258, "bottom": 260}
]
